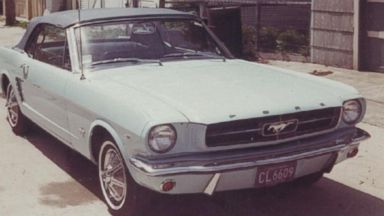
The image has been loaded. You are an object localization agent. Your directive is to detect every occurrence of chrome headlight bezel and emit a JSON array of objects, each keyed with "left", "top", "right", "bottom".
[
  {"left": 148, "top": 124, "right": 177, "bottom": 153},
  {"left": 342, "top": 99, "right": 363, "bottom": 125}
]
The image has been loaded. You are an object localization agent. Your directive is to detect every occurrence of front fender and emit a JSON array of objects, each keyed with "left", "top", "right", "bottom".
[
  {"left": 0, "top": 69, "right": 11, "bottom": 96},
  {"left": 88, "top": 119, "right": 129, "bottom": 164}
]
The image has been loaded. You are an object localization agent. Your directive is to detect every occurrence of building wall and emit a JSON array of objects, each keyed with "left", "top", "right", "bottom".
[
  {"left": 0, "top": 0, "right": 3, "bottom": 15},
  {"left": 80, "top": 0, "right": 101, "bottom": 8},
  {"left": 46, "top": 0, "right": 65, "bottom": 12},
  {"left": 33, "top": 0, "right": 46, "bottom": 16},
  {"left": 260, "top": 4, "right": 310, "bottom": 32},
  {"left": 241, "top": 3, "right": 310, "bottom": 32},
  {"left": 360, "top": 0, "right": 384, "bottom": 72},
  {"left": 15, "top": 0, "right": 28, "bottom": 18},
  {"left": 311, "top": 0, "right": 357, "bottom": 69},
  {"left": 11, "top": 0, "right": 68, "bottom": 19},
  {"left": 104, "top": 0, "right": 127, "bottom": 7},
  {"left": 241, "top": 6, "right": 258, "bottom": 28},
  {"left": 80, "top": 0, "right": 127, "bottom": 8}
]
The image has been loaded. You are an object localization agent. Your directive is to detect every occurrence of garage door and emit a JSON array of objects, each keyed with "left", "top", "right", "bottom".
[
  {"left": 360, "top": 0, "right": 384, "bottom": 72},
  {"left": 209, "top": 7, "right": 242, "bottom": 57}
]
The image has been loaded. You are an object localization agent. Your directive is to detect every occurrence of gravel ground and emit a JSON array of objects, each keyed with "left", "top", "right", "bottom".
[{"left": 0, "top": 22, "right": 25, "bottom": 47}]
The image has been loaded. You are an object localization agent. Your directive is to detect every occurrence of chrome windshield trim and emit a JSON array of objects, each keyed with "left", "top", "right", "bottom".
[{"left": 67, "top": 27, "right": 81, "bottom": 73}]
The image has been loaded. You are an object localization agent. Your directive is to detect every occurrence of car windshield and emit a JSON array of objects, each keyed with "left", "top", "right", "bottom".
[{"left": 75, "top": 19, "right": 225, "bottom": 68}]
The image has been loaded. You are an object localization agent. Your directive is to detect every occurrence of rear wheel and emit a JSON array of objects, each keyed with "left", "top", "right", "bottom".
[
  {"left": 98, "top": 137, "right": 149, "bottom": 215},
  {"left": 5, "top": 84, "right": 29, "bottom": 135}
]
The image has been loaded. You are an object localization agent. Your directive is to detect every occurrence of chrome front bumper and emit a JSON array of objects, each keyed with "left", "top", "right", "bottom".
[{"left": 129, "top": 127, "right": 370, "bottom": 194}]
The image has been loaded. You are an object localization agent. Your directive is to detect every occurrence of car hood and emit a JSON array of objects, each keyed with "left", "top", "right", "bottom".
[{"left": 91, "top": 59, "right": 360, "bottom": 124}]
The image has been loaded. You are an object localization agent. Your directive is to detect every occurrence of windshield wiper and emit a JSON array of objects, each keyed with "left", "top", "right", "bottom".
[
  {"left": 91, "top": 58, "right": 163, "bottom": 66},
  {"left": 163, "top": 51, "right": 226, "bottom": 62}
]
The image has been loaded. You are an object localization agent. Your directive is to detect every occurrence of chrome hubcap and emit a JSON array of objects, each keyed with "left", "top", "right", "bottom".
[
  {"left": 99, "top": 141, "right": 127, "bottom": 210},
  {"left": 6, "top": 86, "right": 19, "bottom": 127}
]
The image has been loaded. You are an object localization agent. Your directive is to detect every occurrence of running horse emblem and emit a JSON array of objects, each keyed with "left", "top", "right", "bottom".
[{"left": 266, "top": 120, "right": 298, "bottom": 135}]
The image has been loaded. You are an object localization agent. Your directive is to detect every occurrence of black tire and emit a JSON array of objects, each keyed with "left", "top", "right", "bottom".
[
  {"left": 5, "top": 84, "right": 29, "bottom": 135},
  {"left": 293, "top": 172, "right": 324, "bottom": 187},
  {"left": 98, "top": 137, "right": 150, "bottom": 216}
]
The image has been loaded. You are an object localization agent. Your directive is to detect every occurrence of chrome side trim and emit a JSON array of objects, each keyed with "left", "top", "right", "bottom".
[{"left": 129, "top": 128, "right": 370, "bottom": 177}]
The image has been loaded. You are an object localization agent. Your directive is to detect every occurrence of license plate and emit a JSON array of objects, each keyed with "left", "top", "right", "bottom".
[{"left": 255, "top": 161, "right": 297, "bottom": 187}]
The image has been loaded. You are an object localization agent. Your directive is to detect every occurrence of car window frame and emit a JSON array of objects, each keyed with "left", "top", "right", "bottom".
[
  {"left": 72, "top": 17, "right": 234, "bottom": 70},
  {"left": 25, "top": 23, "right": 72, "bottom": 71}
]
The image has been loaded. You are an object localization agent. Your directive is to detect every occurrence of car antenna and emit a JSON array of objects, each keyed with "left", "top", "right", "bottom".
[{"left": 77, "top": 0, "right": 86, "bottom": 80}]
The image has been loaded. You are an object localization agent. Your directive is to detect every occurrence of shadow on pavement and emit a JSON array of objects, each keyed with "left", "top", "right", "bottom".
[
  {"left": 25, "top": 126, "right": 103, "bottom": 203},
  {"left": 25, "top": 126, "right": 384, "bottom": 216},
  {"left": 145, "top": 179, "right": 384, "bottom": 216}
]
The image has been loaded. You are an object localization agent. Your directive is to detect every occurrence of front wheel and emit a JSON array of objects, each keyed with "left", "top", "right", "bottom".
[
  {"left": 98, "top": 138, "right": 149, "bottom": 215},
  {"left": 5, "top": 84, "right": 29, "bottom": 135}
]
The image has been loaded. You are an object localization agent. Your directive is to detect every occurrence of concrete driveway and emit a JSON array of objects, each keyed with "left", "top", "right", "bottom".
[
  {"left": 1, "top": 97, "right": 383, "bottom": 216},
  {"left": 0, "top": 23, "right": 384, "bottom": 216}
]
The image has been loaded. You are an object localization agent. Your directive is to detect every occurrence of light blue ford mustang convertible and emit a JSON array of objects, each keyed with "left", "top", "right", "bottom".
[{"left": 0, "top": 8, "right": 370, "bottom": 215}]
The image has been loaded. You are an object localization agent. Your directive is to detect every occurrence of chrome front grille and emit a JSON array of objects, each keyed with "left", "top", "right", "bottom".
[{"left": 205, "top": 107, "right": 341, "bottom": 147}]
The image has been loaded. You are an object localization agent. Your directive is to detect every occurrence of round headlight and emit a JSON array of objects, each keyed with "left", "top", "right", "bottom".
[
  {"left": 148, "top": 125, "right": 177, "bottom": 153},
  {"left": 342, "top": 100, "right": 362, "bottom": 124}
]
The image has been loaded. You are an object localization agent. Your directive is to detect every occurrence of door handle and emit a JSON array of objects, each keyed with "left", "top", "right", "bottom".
[{"left": 20, "top": 64, "right": 29, "bottom": 79}]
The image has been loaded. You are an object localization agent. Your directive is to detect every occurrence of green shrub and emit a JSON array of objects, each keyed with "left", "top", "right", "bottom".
[
  {"left": 242, "top": 25, "right": 310, "bottom": 58},
  {"left": 16, "top": 21, "right": 28, "bottom": 29},
  {"left": 258, "top": 27, "right": 279, "bottom": 51},
  {"left": 9, "top": 20, "right": 29, "bottom": 29},
  {"left": 299, "top": 45, "right": 310, "bottom": 58},
  {"left": 277, "top": 29, "right": 308, "bottom": 53},
  {"left": 241, "top": 25, "right": 257, "bottom": 60}
]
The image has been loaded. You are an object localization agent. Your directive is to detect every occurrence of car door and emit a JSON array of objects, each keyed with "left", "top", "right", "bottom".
[{"left": 22, "top": 24, "right": 73, "bottom": 144}]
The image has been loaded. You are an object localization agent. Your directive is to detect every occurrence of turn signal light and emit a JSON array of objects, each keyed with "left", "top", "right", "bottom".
[
  {"left": 161, "top": 180, "right": 176, "bottom": 192},
  {"left": 347, "top": 147, "right": 359, "bottom": 158}
]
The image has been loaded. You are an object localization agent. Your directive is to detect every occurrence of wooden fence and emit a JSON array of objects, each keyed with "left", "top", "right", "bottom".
[
  {"left": 15, "top": 0, "right": 27, "bottom": 18},
  {"left": 13, "top": 0, "right": 45, "bottom": 19},
  {"left": 31, "top": 0, "right": 46, "bottom": 17},
  {"left": 311, "top": 0, "right": 357, "bottom": 69}
]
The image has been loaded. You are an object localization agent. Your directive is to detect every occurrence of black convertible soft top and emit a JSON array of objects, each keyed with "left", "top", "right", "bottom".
[{"left": 16, "top": 8, "right": 195, "bottom": 49}]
